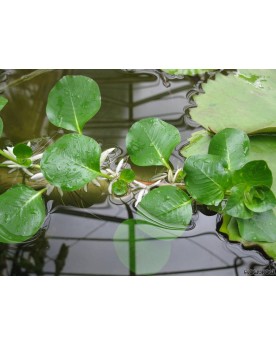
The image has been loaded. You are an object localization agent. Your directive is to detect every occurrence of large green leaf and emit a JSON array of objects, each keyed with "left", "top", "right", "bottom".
[
  {"left": 180, "top": 130, "right": 211, "bottom": 158},
  {"left": 224, "top": 184, "right": 254, "bottom": 219},
  {"left": 220, "top": 215, "right": 276, "bottom": 260},
  {"left": 126, "top": 117, "right": 181, "bottom": 169},
  {"left": 113, "top": 219, "right": 172, "bottom": 274},
  {"left": 232, "top": 160, "right": 273, "bottom": 189},
  {"left": 208, "top": 128, "right": 250, "bottom": 170},
  {"left": 137, "top": 186, "right": 192, "bottom": 229},
  {"left": 249, "top": 135, "right": 276, "bottom": 195},
  {"left": 184, "top": 154, "right": 230, "bottom": 205},
  {"left": 46, "top": 75, "right": 101, "bottom": 133},
  {"left": 0, "top": 185, "right": 46, "bottom": 243},
  {"left": 41, "top": 134, "right": 102, "bottom": 191},
  {"left": 237, "top": 210, "right": 276, "bottom": 243},
  {"left": 190, "top": 70, "right": 276, "bottom": 134}
]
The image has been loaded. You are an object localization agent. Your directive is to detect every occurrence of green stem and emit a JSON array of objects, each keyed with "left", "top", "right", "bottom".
[
  {"left": 0, "top": 149, "right": 18, "bottom": 164},
  {"left": 32, "top": 164, "right": 41, "bottom": 169},
  {"left": 0, "top": 163, "right": 9, "bottom": 168},
  {"left": 38, "top": 188, "right": 47, "bottom": 195},
  {"left": 162, "top": 159, "right": 171, "bottom": 171},
  {"left": 100, "top": 172, "right": 113, "bottom": 179}
]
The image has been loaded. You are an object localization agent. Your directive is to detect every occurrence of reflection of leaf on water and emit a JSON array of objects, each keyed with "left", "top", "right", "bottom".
[
  {"left": 113, "top": 219, "right": 188, "bottom": 275},
  {"left": 55, "top": 243, "right": 69, "bottom": 276}
]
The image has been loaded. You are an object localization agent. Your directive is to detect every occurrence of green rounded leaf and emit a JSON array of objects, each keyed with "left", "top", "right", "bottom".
[
  {"left": 46, "top": 75, "right": 101, "bottom": 133},
  {"left": 120, "top": 168, "right": 135, "bottom": 183},
  {"left": 184, "top": 154, "right": 230, "bottom": 205},
  {"left": 0, "top": 185, "right": 46, "bottom": 243},
  {"left": 112, "top": 180, "right": 128, "bottom": 196},
  {"left": 138, "top": 186, "right": 192, "bottom": 229},
  {"left": 13, "top": 143, "right": 33, "bottom": 159},
  {"left": 41, "top": 134, "right": 102, "bottom": 191},
  {"left": 224, "top": 184, "right": 254, "bottom": 219},
  {"left": 233, "top": 160, "right": 273, "bottom": 188},
  {"left": 126, "top": 117, "right": 181, "bottom": 169},
  {"left": 237, "top": 210, "right": 276, "bottom": 243},
  {"left": 208, "top": 128, "right": 250, "bottom": 170},
  {"left": 190, "top": 70, "right": 276, "bottom": 134},
  {"left": 244, "top": 186, "right": 276, "bottom": 213}
]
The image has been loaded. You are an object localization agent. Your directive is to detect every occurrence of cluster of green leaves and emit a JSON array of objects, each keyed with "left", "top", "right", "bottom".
[
  {"left": 0, "top": 75, "right": 105, "bottom": 242},
  {"left": 182, "top": 69, "right": 276, "bottom": 258}
]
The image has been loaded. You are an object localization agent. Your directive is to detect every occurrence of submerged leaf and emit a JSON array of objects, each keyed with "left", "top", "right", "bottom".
[
  {"left": 208, "top": 128, "right": 250, "bottom": 170},
  {"left": 41, "top": 134, "right": 102, "bottom": 191},
  {"left": 0, "top": 185, "right": 46, "bottom": 243},
  {"left": 237, "top": 210, "right": 276, "bottom": 243},
  {"left": 126, "top": 117, "right": 180, "bottom": 169},
  {"left": 138, "top": 186, "right": 192, "bottom": 229},
  {"left": 46, "top": 75, "right": 101, "bottom": 133},
  {"left": 184, "top": 154, "right": 230, "bottom": 205},
  {"left": 219, "top": 214, "right": 276, "bottom": 260},
  {"left": 190, "top": 70, "right": 276, "bottom": 134},
  {"left": 113, "top": 219, "right": 172, "bottom": 275}
]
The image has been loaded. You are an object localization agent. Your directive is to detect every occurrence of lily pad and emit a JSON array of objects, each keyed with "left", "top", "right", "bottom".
[
  {"left": 184, "top": 154, "right": 231, "bottom": 205},
  {"left": 190, "top": 70, "right": 276, "bottom": 134},
  {"left": 180, "top": 130, "right": 211, "bottom": 158},
  {"left": 46, "top": 75, "right": 101, "bottom": 133},
  {"left": 0, "top": 185, "right": 46, "bottom": 243},
  {"left": 126, "top": 117, "right": 180, "bottom": 169},
  {"left": 163, "top": 69, "right": 213, "bottom": 76},
  {"left": 41, "top": 133, "right": 102, "bottom": 191},
  {"left": 137, "top": 186, "right": 192, "bottom": 229}
]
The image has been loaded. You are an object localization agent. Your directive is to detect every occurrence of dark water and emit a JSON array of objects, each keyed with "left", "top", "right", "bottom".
[{"left": 0, "top": 69, "right": 273, "bottom": 276}]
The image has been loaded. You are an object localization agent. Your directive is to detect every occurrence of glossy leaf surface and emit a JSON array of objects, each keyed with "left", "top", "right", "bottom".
[
  {"left": 224, "top": 184, "right": 254, "bottom": 219},
  {"left": 126, "top": 117, "right": 180, "bottom": 169},
  {"left": 46, "top": 75, "right": 101, "bottom": 133},
  {"left": 138, "top": 186, "right": 192, "bottom": 229},
  {"left": 184, "top": 154, "right": 230, "bottom": 205},
  {"left": 208, "top": 128, "right": 250, "bottom": 170},
  {"left": 41, "top": 134, "right": 102, "bottom": 191},
  {"left": 0, "top": 185, "right": 46, "bottom": 243}
]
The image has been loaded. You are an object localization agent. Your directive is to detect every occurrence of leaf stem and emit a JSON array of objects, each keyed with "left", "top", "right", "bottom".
[
  {"left": 0, "top": 149, "right": 18, "bottom": 164},
  {"left": 162, "top": 159, "right": 171, "bottom": 171},
  {"left": 100, "top": 172, "right": 113, "bottom": 180}
]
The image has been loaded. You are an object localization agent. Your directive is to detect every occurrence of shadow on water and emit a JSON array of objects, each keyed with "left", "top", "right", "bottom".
[{"left": 0, "top": 69, "right": 272, "bottom": 275}]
